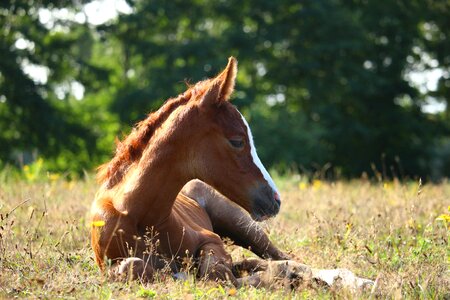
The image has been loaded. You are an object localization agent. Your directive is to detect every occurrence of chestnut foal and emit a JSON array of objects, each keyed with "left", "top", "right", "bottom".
[{"left": 91, "top": 57, "right": 290, "bottom": 285}]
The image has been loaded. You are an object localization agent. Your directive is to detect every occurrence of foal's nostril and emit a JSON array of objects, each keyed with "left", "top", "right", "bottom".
[{"left": 274, "top": 192, "right": 281, "bottom": 206}]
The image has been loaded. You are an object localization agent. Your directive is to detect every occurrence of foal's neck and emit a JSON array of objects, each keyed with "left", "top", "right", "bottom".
[{"left": 118, "top": 132, "right": 191, "bottom": 225}]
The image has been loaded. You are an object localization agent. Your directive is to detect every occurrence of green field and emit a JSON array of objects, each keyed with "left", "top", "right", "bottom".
[{"left": 0, "top": 174, "right": 448, "bottom": 299}]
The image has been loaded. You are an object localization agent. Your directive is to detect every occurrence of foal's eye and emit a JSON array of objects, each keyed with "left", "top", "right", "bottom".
[{"left": 229, "top": 138, "right": 244, "bottom": 149}]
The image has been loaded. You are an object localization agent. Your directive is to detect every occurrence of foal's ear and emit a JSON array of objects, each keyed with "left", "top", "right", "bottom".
[{"left": 201, "top": 57, "right": 237, "bottom": 106}]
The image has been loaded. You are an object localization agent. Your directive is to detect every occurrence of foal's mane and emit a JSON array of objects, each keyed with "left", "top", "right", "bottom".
[{"left": 97, "top": 82, "right": 210, "bottom": 188}]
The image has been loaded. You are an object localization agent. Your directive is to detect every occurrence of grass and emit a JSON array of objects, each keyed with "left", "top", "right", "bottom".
[{"left": 0, "top": 173, "right": 448, "bottom": 299}]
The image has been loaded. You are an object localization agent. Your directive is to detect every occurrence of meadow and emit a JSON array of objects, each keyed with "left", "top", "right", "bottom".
[{"left": 0, "top": 171, "right": 448, "bottom": 299}]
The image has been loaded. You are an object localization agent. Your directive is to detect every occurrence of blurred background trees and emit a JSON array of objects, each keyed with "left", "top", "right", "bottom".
[{"left": 1, "top": 0, "right": 449, "bottom": 179}]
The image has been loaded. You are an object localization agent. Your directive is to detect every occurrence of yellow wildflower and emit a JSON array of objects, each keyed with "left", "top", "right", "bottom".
[
  {"left": 25, "top": 172, "right": 35, "bottom": 182},
  {"left": 312, "top": 179, "right": 322, "bottom": 190},
  {"left": 47, "top": 172, "right": 60, "bottom": 181},
  {"left": 436, "top": 214, "right": 450, "bottom": 222},
  {"left": 91, "top": 220, "right": 105, "bottom": 227},
  {"left": 344, "top": 222, "right": 352, "bottom": 240},
  {"left": 299, "top": 182, "right": 308, "bottom": 190},
  {"left": 64, "top": 181, "right": 75, "bottom": 190},
  {"left": 228, "top": 288, "right": 237, "bottom": 296}
]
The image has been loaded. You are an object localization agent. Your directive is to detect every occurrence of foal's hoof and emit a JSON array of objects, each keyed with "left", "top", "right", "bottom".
[
  {"left": 117, "top": 257, "right": 154, "bottom": 281},
  {"left": 311, "top": 268, "right": 374, "bottom": 292},
  {"left": 263, "top": 260, "right": 313, "bottom": 289}
]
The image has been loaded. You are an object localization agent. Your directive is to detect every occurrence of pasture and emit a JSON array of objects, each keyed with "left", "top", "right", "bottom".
[{"left": 0, "top": 173, "right": 448, "bottom": 299}]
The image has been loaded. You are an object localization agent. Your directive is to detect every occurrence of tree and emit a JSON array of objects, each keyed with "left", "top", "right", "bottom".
[
  {"left": 0, "top": 0, "right": 113, "bottom": 172},
  {"left": 99, "top": 0, "right": 447, "bottom": 178},
  {"left": 1, "top": 0, "right": 448, "bottom": 178}
]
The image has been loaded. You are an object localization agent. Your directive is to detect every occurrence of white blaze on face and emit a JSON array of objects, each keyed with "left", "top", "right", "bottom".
[{"left": 240, "top": 113, "right": 279, "bottom": 194}]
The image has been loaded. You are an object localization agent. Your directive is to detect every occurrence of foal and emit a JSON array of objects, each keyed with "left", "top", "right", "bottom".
[{"left": 91, "top": 57, "right": 291, "bottom": 286}]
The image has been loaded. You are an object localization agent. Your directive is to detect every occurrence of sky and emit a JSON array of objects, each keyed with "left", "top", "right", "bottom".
[
  {"left": 38, "top": 0, "right": 133, "bottom": 26},
  {"left": 17, "top": 0, "right": 447, "bottom": 113}
]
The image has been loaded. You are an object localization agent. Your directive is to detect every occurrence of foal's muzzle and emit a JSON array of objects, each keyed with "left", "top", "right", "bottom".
[{"left": 250, "top": 184, "right": 281, "bottom": 221}]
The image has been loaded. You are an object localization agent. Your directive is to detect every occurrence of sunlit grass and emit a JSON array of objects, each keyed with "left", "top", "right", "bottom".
[{"left": 0, "top": 172, "right": 448, "bottom": 299}]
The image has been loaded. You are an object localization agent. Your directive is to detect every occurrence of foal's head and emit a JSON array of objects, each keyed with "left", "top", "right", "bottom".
[{"left": 184, "top": 57, "right": 280, "bottom": 221}]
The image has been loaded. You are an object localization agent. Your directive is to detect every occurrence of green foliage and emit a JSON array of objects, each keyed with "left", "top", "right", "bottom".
[
  {"left": 136, "top": 287, "right": 157, "bottom": 298},
  {"left": 0, "top": 0, "right": 115, "bottom": 174},
  {"left": 0, "top": 0, "right": 449, "bottom": 178}
]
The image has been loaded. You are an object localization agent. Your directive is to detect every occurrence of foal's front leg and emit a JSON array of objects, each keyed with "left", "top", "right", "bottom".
[
  {"left": 196, "top": 242, "right": 239, "bottom": 286},
  {"left": 181, "top": 180, "right": 289, "bottom": 260},
  {"left": 195, "top": 234, "right": 307, "bottom": 289}
]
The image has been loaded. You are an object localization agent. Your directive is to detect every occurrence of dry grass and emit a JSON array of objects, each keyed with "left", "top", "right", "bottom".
[{"left": 0, "top": 174, "right": 448, "bottom": 299}]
